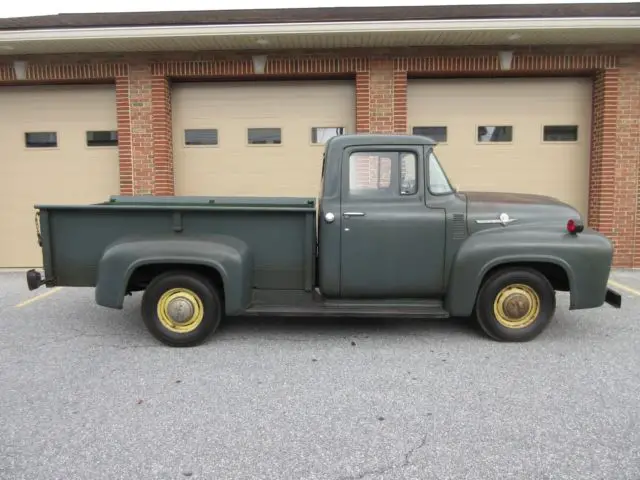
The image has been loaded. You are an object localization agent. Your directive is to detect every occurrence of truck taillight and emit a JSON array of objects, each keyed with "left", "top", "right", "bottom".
[{"left": 567, "top": 219, "right": 584, "bottom": 234}]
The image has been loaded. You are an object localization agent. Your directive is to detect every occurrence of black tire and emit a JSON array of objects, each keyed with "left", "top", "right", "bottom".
[
  {"left": 475, "top": 267, "right": 556, "bottom": 342},
  {"left": 141, "top": 270, "right": 222, "bottom": 347}
]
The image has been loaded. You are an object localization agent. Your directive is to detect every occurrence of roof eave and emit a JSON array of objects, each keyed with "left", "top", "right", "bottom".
[
  {"left": 0, "top": 17, "right": 639, "bottom": 55},
  {"left": 1, "top": 17, "right": 640, "bottom": 42}
]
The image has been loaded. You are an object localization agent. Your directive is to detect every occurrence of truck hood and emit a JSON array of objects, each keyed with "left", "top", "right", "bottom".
[{"left": 463, "top": 191, "right": 581, "bottom": 234}]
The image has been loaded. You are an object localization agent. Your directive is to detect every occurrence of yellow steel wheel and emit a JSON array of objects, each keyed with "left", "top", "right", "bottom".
[
  {"left": 492, "top": 283, "right": 541, "bottom": 329},
  {"left": 156, "top": 287, "right": 204, "bottom": 334}
]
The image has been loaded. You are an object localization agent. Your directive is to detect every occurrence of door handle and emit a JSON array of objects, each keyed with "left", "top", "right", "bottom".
[{"left": 343, "top": 212, "right": 365, "bottom": 217}]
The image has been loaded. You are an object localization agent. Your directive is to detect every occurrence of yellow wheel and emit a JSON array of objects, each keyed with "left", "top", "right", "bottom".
[
  {"left": 141, "top": 271, "right": 223, "bottom": 347},
  {"left": 492, "top": 284, "right": 540, "bottom": 329},
  {"left": 156, "top": 288, "right": 205, "bottom": 334},
  {"left": 475, "top": 268, "right": 556, "bottom": 342}
]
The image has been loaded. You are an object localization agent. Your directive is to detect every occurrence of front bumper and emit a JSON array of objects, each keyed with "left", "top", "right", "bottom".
[{"left": 605, "top": 287, "right": 622, "bottom": 309}]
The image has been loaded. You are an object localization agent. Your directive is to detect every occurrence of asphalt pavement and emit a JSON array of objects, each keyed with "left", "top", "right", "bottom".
[{"left": 0, "top": 270, "right": 639, "bottom": 480}]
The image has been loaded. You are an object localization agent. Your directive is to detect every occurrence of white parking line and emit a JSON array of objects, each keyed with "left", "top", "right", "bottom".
[
  {"left": 608, "top": 279, "right": 640, "bottom": 297},
  {"left": 15, "top": 287, "right": 63, "bottom": 308}
]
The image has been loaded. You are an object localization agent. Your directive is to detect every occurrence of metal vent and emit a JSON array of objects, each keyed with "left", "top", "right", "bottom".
[{"left": 451, "top": 213, "right": 466, "bottom": 240}]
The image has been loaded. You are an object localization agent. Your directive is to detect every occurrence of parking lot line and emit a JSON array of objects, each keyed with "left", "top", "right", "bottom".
[
  {"left": 608, "top": 279, "right": 640, "bottom": 297},
  {"left": 15, "top": 287, "right": 63, "bottom": 308}
]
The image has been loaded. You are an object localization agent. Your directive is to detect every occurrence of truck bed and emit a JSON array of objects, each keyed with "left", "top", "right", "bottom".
[{"left": 35, "top": 195, "right": 317, "bottom": 290}]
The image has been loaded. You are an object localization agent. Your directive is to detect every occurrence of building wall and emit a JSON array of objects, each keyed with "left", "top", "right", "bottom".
[{"left": 0, "top": 46, "right": 639, "bottom": 267}]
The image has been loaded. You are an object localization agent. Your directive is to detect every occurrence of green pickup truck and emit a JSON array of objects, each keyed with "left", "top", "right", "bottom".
[{"left": 26, "top": 134, "right": 621, "bottom": 347}]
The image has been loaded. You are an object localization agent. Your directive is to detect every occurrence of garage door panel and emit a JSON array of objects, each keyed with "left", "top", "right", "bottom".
[
  {"left": 0, "top": 85, "right": 120, "bottom": 268},
  {"left": 408, "top": 78, "right": 592, "bottom": 218},
  {"left": 172, "top": 80, "right": 355, "bottom": 197}
]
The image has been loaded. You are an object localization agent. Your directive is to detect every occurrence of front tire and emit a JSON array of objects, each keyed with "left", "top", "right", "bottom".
[
  {"left": 141, "top": 271, "right": 222, "bottom": 347},
  {"left": 475, "top": 267, "right": 556, "bottom": 342}
]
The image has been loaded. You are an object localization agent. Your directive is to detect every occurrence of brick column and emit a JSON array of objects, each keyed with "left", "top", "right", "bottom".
[
  {"left": 356, "top": 58, "right": 407, "bottom": 135},
  {"left": 393, "top": 70, "right": 408, "bottom": 133},
  {"left": 151, "top": 76, "right": 174, "bottom": 195},
  {"left": 368, "top": 58, "right": 394, "bottom": 133},
  {"left": 355, "top": 70, "right": 370, "bottom": 133},
  {"left": 116, "top": 64, "right": 174, "bottom": 196},
  {"left": 589, "top": 65, "right": 640, "bottom": 268},
  {"left": 115, "top": 76, "right": 133, "bottom": 196},
  {"left": 617, "top": 57, "right": 640, "bottom": 267},
  {"left": 128, "top": 64, "right": 155, "bottom": 195}
]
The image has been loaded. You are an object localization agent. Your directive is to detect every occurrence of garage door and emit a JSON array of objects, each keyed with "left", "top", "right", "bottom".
[
  {"left": 172, "top": 80, "right": 355, "bottom": 197},
  {"left": 408, "top": 78, "right": 593, "bottom": 218},
  {"left": 0, "top": 85, "right": 120, "bottom": 268}
]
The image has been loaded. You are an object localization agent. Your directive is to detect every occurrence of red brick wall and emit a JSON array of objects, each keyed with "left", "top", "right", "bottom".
[
  {"left": 115, "top": 76, "right": 133, "bottom": 196},
  {"left": 590, "top": 69, "right": 622, "bottom": 263},
  {"left": 0, "top": 48, "right": 639, "bottom": 266},
  {"left": 617, "top": 56, "right": 640, "bottom": 268},
  {"left": 151, "top": 75, "right": 173, "bottom": 196}
]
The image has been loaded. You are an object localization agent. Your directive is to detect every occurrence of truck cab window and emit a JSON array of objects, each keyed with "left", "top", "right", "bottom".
[
  {"left": 400, "top": 152, "right": 418, "bottom": 195},
  {"left": 348, "top": 151, "right": 420, "bottom": 197},
  {"left": 348, "top": 152, "right": 393, "bottom": 196},
  {"left": 428, "top": 150, "right": 454, "bottom": 195}
]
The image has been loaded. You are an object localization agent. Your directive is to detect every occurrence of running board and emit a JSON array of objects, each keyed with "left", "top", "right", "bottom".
[{"left": 243, "top": 290, "right": 449, "bottom": 318}]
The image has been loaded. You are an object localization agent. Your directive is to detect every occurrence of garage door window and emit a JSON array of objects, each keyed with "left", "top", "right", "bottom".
[
  {"left": 248, "top": 128, "right": 281, "bottom": 145},
  {"left": 86, "top": 130, "right": 118, "bottom": 147},
  {"left": 413, "top": 126, "right": 447, "bottom": 143},
  {"left": 25, "top": 132, "right": 57, "bottom": 148},
  {"left": 185, "top": 129, "right": 218, "bottom": 146},
  {"left": 477, "top": 126, "right": 513, "bottom": 143},
  {"left": 543, "top": 125, "right": 578, "bottom": 142},
  {"left": 311, "top": 127, "right": 345, "bottom": 145}
]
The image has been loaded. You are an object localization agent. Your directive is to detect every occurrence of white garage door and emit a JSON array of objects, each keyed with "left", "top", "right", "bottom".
[
  {"left": 0, "top": 85, "right": 120, "bottom": 268},
  {"left": 172, "top": 80, "right": 356, "bottom": 197},
  {"left": 408, "top": 77, "right": 593, "bottom": 218}
]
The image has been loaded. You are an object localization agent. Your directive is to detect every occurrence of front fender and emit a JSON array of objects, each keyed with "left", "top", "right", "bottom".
[
  {"left": 95, "top": 234, "right": 253, "bottom": 315},
  {"left": 445, "top": 227, "right": 613, "bottom": 317}
]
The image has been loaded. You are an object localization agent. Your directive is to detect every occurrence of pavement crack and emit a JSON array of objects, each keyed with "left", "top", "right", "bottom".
[{"left": 336, "top": 429, "right": 430, "bottom": 480}]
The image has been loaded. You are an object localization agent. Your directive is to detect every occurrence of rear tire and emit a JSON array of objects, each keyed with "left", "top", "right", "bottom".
[
  {"left": 475, "top": 267, "right": 556, "bottom": 342},
  {"left": 141, "top": 270, "right": 222, "bottom": 347}
]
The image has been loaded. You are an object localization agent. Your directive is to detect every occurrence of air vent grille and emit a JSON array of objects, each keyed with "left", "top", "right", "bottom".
[{"left": 451, "top": 213, "right": 466, "bottom": 240}]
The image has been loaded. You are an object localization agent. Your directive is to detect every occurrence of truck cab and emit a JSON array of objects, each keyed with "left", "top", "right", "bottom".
[{"left": 316, "top": 134, "right": 460, "bottom": 299}]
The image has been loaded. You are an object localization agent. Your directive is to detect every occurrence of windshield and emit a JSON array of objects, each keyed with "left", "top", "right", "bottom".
[{"left": 428, "top": 150, "right": 454, "bottom": 195}]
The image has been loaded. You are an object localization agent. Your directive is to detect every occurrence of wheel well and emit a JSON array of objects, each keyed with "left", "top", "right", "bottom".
[
  {"left": 482, "top": 262, "right": 571, "bottom": 292},
  {"left": 127, "top": 263, "right": 225, "bottom": 296}
]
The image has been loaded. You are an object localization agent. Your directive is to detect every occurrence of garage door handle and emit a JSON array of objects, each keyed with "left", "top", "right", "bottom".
[{"left": 343, "top": 212, "right": 365, "bottom": 217}]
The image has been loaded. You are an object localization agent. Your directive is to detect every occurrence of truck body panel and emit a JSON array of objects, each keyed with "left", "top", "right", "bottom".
[
  {"left": 95, "top": 234, "right": 253, "bottom": 314},
  {"left": 37, "top": 198, "right": 316, "bottom": 295},
  {"left": 26, "top": 133, "right": 621, "bottom": 346},
  {"left": 445, "top": 226, "right": 614, "bottom": 317}
]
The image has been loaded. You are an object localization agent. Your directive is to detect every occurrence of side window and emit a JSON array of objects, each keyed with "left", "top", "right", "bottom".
[
  {"left": 248, "top": 128, "right": 281, "bottom": 145},
  {"left": 349, "top": 152, "right": 392, "bottom": 196},
  {"left": 477, "top": 125, "right": 513, "bottom": 143},
  {"left": 348, "top": 151, "right": 418, "bottom": 197},
  {"left": 25, "top": 132, "right": 57, "bottom": 148},
  {"left": 543, "top": 125, "right": 578, "bottom": 142},
  {"left": 184, "top": 129, "right": 218, "bottom": 146},
  {"left": 400, "top": 152, "right": 418, "bottom": 195},
  {"left": 311, "top": 127, "right": 345, "bottom": 145},
  {"left": 86, "top": 130, "right": 118, "bottom": 147},
  {"left": 413, "top": 126, "right": 447, "bottom": 143}
]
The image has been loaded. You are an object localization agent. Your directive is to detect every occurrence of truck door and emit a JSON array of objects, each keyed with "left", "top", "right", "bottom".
[{"left": 338, "top": 146, "right": 446, "bottom": 298}]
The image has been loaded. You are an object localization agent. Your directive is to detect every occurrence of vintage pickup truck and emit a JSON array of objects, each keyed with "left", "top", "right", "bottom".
[{"left": 26, "top": 134, "right": 621, "bottom": 347}]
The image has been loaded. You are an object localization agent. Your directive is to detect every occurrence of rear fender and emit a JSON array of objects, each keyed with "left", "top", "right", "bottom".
[{"left": 95, "top": 235, "right": 253, "bottom": 315}]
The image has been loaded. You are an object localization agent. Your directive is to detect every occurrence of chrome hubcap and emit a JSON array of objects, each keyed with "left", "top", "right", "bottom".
[
  {"left": 502, "top": 292, "right": 531, "bottom": 319},
  {"left": 166, "top": 297, "right": 196, "bottom": 324}
]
